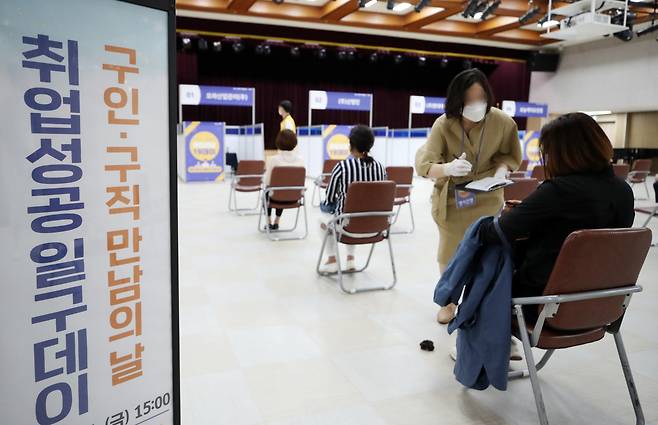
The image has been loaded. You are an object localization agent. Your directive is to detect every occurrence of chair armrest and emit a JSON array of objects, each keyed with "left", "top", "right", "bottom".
[
  {"left": 234, "top": 173, "right": 264, "bottom": 181},
  {"left": 264, "top": 186, "right": 308, "bottom": 195},
  {"left": 313, "top": 173, "right": 332, "bottom": 184},
  {"left": 395, "top": 184, "right": 414, "bottom": 189},
  {"left": 512, "top": 285, "right": 642, "bottom": 347}
]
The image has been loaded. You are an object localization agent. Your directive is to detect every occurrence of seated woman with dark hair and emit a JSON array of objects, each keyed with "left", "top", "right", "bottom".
[
  {"left": 480, "top": 112, "right": 635, "bottom": 299},
  {"left": 318, "top": 125, "right": 387, "bottom": 273},
  {"left": 263, "top": 129, "right": 304, "bottom": 231}
]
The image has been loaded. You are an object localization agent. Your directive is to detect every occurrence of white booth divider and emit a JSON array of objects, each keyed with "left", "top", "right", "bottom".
[
  {"left": 225, "top": 124, "right": 265, "bottom": 161},
  {"left": 297, "top": 126, "right": 327, "bottom": 179}
]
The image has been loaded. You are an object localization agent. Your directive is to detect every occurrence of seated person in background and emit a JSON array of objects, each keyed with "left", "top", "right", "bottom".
[
  {"left": 263, "top": 129, "right": 304, "bottom": 231},
  {"left": 319, "top": 125, "right": 387, "bottom": 273},
  {"left": 480, "top": 112, "right": 635, "bottom": 301}
]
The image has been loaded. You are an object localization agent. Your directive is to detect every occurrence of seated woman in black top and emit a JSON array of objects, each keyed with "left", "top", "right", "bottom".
[{"left": 480, "top": 112, "right": 635, "bottom": 298}]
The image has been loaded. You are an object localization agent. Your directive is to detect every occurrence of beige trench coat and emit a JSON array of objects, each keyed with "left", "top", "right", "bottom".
[{"left": 415, "top": 107, "right": 522, "bottom": 266}]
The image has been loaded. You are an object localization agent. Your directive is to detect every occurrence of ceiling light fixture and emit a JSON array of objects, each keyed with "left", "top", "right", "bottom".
[
  {"left": 393, "top": 1, "right": 412, "bottom": 11},
  {"left": 481, "top": 0, "right": 501, "bottom": 20},
  {"left": 414, "top": 0, "right": 430, "bottom": 13},
  {"left": 519, "top": 0, "right": 541, "bottom": 24}
]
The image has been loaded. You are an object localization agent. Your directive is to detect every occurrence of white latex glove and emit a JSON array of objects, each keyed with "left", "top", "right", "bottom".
[
  {"left": 494, "top": 165, "right": 508, "bottom": 179},
  {"left": 445, "top": 153, "right": 472, "bottom": 177}
]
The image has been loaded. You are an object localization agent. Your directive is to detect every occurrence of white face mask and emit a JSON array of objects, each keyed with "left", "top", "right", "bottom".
[{"left": 462, "top": 101, "right": 487, "bottom": 123}]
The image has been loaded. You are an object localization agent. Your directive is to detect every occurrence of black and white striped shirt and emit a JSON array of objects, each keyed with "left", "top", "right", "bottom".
[{"left": 325, "top": 157, "right": 387, "bottom": 216}]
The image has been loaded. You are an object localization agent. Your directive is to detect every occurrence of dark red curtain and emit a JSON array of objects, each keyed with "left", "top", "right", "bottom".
[{"left": 177, "top": 19, "right": 532, "bottom": 148}]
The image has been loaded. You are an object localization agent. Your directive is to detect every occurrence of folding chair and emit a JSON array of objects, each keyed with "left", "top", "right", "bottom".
[
  {"left": 509, "top": 227, "right": 652, "bottom": 425},
  {"left": 386, "top": 166, "right": 415, "bottom": 234},
  {"left": 518, "top": 159, "right": 529, "bottom": 172},
  {"left": 509, "top": 171, "right": 527, "bottom": 179},
  {"left": 228, "top": 160, "right": 265, "bottom": 215},
  {"left": 613, "top": 163, "right": 630, "bottom": 180},
  {"left": 316, "top": 181, "right": 397, "bottom": 294},
  {"left": 504, "top": 178, "right": 539, "bottom": 202},
  {"left": 257, "top": 166, "right": 308, "bottom": 241},
  {"left": 627, "top": 159, "right": 652, "bottom": 200},
  {"left": 530, "top": 165, "right": 545, "bottom": 182},
  {"left": 311, "top": 159, "right": 340, "bottom": 207}
]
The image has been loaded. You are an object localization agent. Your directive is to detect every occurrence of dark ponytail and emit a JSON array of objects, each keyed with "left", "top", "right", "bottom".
[{"left": 349, "top": 125, "right": 375, "bottom": 164}]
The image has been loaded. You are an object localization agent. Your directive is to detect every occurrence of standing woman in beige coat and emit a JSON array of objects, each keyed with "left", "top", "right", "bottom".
[{"left": 415, "top": 68, "right": 522, "bottom": 324}]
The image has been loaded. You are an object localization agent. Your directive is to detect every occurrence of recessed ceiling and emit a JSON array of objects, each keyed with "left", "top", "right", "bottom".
[{"left": 176, "top": 0, "right": 658, "bottom": 49}]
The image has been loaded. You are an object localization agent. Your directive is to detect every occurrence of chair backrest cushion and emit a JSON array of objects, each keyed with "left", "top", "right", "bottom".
[
  {"left": 269, "top": 167, "right": 306, "bottom": 202},
  {"left": 342, "top": 181, "right": 395, "bottom": 235},
  {"left": 542, "top": 228, "right": 652, "bottom": 331},
  {"left": 236, "top": 160, "right": 265, "bottom": 187},
  {"left": 386, "top": 166, "right": 413, "bottom": 199},
  {"left": 612, "top": 164, "right": 630, "bottom": 179},
  {"left": 632, "top": 159, "right": 652, "bottom": 172},
  {"left": 320, "top": 159, "right": 340, "bottom": 186},
  {"left": 518, "top": 159, "right": 529, "bottom": 172},
  {"left": 504, "top": 178, "right": 538, "bottom": 201},
  {"left": 530, "top": 165, "right": 545, "bottom": 181}
]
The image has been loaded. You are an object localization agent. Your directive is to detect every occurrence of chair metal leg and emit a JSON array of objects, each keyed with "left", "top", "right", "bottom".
[
  {"left": 390, "top": 200, "right": 415, "bottom": 235},
  {"left": 514, "top": 305, "right": 549, "bottom": 425},
  {"left": 613, "top": 332, "right": 645, "bottom": 425},
  {"left": 643, "top": 181, "right": 650, "bottom": 201},
  {"left": 316, "top": 229, "right": 331, "bottom": 275},
  {"left": 263, "top": 198, "right": 308, "bottom": 241},
  {"left": 230, "top": 187, "right": 262, "bottom": 216},
  {"left": 508, "top": 348, "right": 554, "bottom": 380},
  {"left": 319, "top": 232, "right": 396, "bottom": 294},
  {"left": 311, "top": 183, "right": 319, "bottom": 207}
]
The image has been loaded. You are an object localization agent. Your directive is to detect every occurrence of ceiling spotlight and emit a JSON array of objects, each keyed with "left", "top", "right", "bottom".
[
  {"left": 481, "top": 0, "right": 501, "bottom": 20},
  {"left": 387, "top": 0, "right": 395, "bottom": 9},
  {"left": 181, "top": 37, "right": 192, "bottom": 50},
  {"left": 359, "top": 0, "right": 377, "bottom": 7},
  {"left": 518, "top": 4, "right": 541, "bottom": 24},
  {"left": 537, "top": 14, "right": 559, "bottom": 28},
  {"left": 463, "top": 59, "right": 473, "bottom": 69},
  {"left": 440, "top": 57, "right": 449, "bottom": 68},
  {"left": 462, "top": 0, "right": 479, "bottom": 17},
  {"left": 316, "top": 47, "right": 327, "bottom": 59},
  {"left": 273, "top": 0, "right": 284, "bottom": 4},
  {"left": 418, "top": 56, "right": 427, "bottom": 66},
  {"left": 369, "top": 52, "right": 379, "bottom": 63},
  {"left": 337, "top": 50, "right": 347, "bottom": 60},
  {"left": 347, "top": 50, "right": 356, "bottom": 60},
  {"left": 197, "top": 38, "right": 208, "bottom": 51},
  {"left": 255, "top": 44, "right": 271, "bottom": 55},
  {"left": 212, "top": 41, "right": 222, "bottom": 52},
  {"left": 473, "top": 11, "right": 483, "bottom": 19},
  {"left": 290, "top": 46, "right": 301, "bottom": 57},
  {"left": 414, "top": 0, "right": 430, "bottom": 13},
  {"left": 394, "top": 53, "right": 404, "bottom": 64},
  {"left": 232, "top": 40, "right": 245, "bottom": 53}
]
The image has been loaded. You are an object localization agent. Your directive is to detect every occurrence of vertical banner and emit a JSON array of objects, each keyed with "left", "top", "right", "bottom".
[
  {"left": 0, "top": 0, "right": 178, "bottom": 424},
  {"left": 519, "top": 130, "right": 542, "bottom": 169},
  {"left": 322, "top": 125, "right": 352, "bottom": 160},
  {"left": 183, "top": 121, "right": 225, "bottom": 182}
]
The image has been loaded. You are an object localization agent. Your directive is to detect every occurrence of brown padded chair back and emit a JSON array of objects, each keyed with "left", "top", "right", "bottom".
[
  {"left": 386, "top": 166, "right": 413, "bottom": 200},
  {"left": 339, "top": 181, "right": 395, "bottom": 244},
  {"left": 321, "top": 159, "right": 340, "bottom": 185},
  {"left": 530, "top": 165, "right": 545, "bottom": 181},
  {"left": 504, "top": 178, "right": 539, "bottom": 201},
  {"left": 518, "top": 159, "right": 529, "bottom": 172},
  {"left": 613, "top": 164, "right": 630, "bottom": 179},
  {"left": 268, "top": 167, "right": 306, "bottom": 203},
  {"left": 629, "top": 159, "right": 652, "bottom": 183},
  {"left": 541, "top": 228, "right": 652, "bottom": 331},
  {"left": 236, "top": 160, "right": 265, "bottom": 190}
]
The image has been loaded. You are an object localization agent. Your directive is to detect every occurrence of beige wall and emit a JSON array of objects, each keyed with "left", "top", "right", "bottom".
[{"left": 627, "top": 112, "right": 658, "bottom": 149}]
